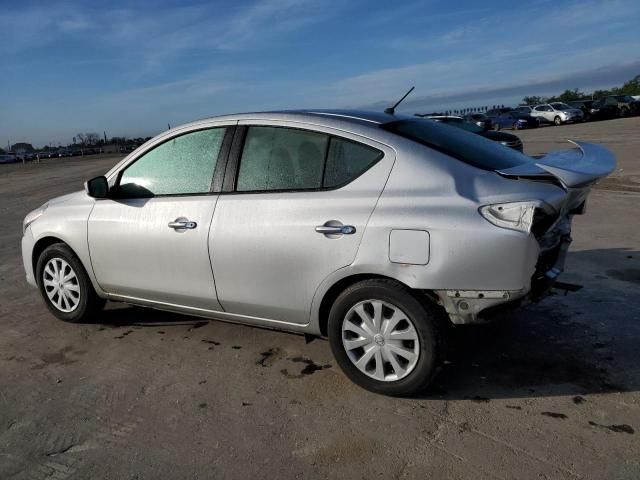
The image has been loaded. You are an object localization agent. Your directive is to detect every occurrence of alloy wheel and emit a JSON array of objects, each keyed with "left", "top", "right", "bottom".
[
  {"left": 341, "top": 299, "right": 420, "bottom": 382},
  {"left": 42, "top": 257, "right": 81, "bottom": 312}
]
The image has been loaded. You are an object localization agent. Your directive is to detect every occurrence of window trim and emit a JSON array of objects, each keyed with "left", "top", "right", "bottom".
[
  {"left": 111, "top": 126, "right": 234, "bottom": 199},
  {"left": 222, "top": 124, "right": 384, "bottom": 195}
]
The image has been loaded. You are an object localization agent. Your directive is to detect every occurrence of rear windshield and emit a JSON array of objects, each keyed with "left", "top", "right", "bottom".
[{"left": 382, "top": 119, "right": 533, "bottom": 171}]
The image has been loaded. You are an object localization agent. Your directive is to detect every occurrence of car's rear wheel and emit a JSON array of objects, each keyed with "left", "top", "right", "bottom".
[
  {"left": 328, "top": 279, "right": 446, "bottom": 396},
  {"left": 36, "top": 243, "right": 105, "bottom": 323},
  {"left": 554, "top": 116, "right": 562, "bottom": 126}
]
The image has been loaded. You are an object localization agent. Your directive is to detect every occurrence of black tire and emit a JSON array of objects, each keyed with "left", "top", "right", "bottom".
[
  {"left": 494, "top": 123, "right": 501, "bottom": 131},
  {"left": 36, "top": 243, "right": 105, "bottom": 323},
  {"left": 512, "top": 122, "right": 519, "bottom": 130},
  {"left": 620, "top": 107, "right": 629, "bottom": 117},
  {"left": 553, "top": 116, "right": 562, "bottom": 126},
  {"left": 328, "top": 279, "right": 447, "bottom": 396}
]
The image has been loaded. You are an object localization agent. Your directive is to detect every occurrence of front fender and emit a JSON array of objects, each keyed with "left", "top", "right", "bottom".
[{"left": 27, "top": 194, "right": 106, "bottom": 297}]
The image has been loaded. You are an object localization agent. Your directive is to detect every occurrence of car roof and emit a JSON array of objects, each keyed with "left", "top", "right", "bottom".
[{"left": 188, "top": 109, "right": 409, "bottom": 128}]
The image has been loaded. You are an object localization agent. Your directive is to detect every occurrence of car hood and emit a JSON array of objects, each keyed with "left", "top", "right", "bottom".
[
  {"left": 496, "top": 141, "right": 615, "bottom": 188},
  {"left": 46, "top": 190, "right": 86, "bottom": 207}
]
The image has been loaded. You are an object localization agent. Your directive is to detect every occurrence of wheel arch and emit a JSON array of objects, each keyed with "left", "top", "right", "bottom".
[
  {"left": 32, "top": 236, "right": 68, "bottom": 277},
  {"left": 316, "top": 273, "right": 438, "bottom": 337},
  {"left": 31, "top": 235, "right": 105, "bottom": 297}
]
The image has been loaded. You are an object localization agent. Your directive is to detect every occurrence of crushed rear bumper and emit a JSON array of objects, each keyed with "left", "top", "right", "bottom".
[{"left": 435, "top": 232, "right": 571, "bottom": 325}]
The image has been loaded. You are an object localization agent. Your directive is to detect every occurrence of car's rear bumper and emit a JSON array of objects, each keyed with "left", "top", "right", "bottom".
[
  {"left": 435, "top": 231, "right": 571, "bottom": 324},
  {"left": 529, "top": 234, "right": 571, "bottom": 299}
]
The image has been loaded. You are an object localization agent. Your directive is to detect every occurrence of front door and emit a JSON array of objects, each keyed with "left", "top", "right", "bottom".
[
  {"left": 88, "top": 126, "right": 230, "bottom": 310},
  {"left": 209, "top": 123, "right": 395, "bottom": 324}
]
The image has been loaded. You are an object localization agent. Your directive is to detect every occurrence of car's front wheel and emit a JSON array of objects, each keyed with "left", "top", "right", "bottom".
[
  {"left": 36, "top": 243, "right": 105, "bottom": 323},
  {"left": 554, "top": 116, "right": 562, "bottom": 126},
  {"left": 328, "top": 279, "right": 446, "bottom": 396}
]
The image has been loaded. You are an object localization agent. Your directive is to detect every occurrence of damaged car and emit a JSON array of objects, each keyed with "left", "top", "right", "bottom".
[{"left": 21, "top": 110, "right": 615, "bottom": 395}]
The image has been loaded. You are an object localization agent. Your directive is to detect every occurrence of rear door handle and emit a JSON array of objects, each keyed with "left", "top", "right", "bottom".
[
  {"left": 315, "top": 225, "right": 356, "bottom": 235},
  {"left": 168, "top": 218, "right": 197, "bottom": 230}
]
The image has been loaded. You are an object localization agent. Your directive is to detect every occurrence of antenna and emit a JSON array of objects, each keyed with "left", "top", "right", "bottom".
[{"left": 384, "top": 86, "right": 415, "bottom": 115}]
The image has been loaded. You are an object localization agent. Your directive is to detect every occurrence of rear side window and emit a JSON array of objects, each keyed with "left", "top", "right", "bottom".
[
  {"left": 382, "top": 119, "right": 533, "bottom": 171},
  {"left": 237, "top": 127, "right": 328, "bottom": 191},
  {"left": 118, "top": 128, "right": 225, "bottom": 196},
  {"left": 236, "top": 126, "right": 382, "bottom": 191},
  {"left": 324, "top": 138, "right": 382, "bottom": 188}
]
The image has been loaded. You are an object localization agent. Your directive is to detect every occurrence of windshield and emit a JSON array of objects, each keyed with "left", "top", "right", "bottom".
[
  {"left": 551, "top": 102, "right": 572, "bottom": 110},
  {"left": 382, "top": 119, "right": 533, "bottom": 170}
]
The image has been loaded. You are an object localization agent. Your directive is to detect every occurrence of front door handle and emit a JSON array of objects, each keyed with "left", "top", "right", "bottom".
[
  {"left": 315, "top": 224, "right": 356, "bottom": 235},
  {"left": 168, "top": 218, "right": 197, "bottom": 230}
]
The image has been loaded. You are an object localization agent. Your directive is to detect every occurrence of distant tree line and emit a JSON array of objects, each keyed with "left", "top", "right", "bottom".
[
  {"left": 522, "top": 74, "right": 640, "bottom": 105},
  {"left": 31, "top": 134, "right": 152, "bottom": 152}
]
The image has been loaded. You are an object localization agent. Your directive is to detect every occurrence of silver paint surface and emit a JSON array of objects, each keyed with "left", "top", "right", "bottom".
[{"left": 21, "top": 110, "right": 615, "bottom": 334}]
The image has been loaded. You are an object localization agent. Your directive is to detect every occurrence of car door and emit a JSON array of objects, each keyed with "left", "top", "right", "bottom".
[
  {"left": 88, "top": 125, "right": 233, "bottom": 310},
  {"left": 209, "top": 122, "right": 395, "bottom": 325},
  {"left": 533, "top": 105, "right": 549, "bottom": 122}
]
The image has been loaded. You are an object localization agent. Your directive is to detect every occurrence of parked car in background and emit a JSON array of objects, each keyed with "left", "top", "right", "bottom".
[
  {"left": 417, "top": 115, "right": 523, "bottom": 151},
  {"left": 514, "top": 106, "right": 534, "bottom": 115},
  {"left": 485, "top": 107, "right": 512, "bottom": 119},
  {"left": 21, "top": 109, "right": 615, "bottom": 395},
  {"left": 568, "top": 99, "right": 617, "bottom": 121},
  {"left": 490, "top": 111, "right": 538, "bottom": 130},
  {"left": 596, "top": 95, "right": 640, "bottom": 117},
  {"left": 530, "top": 103, "right": 584, "bottom": 125},
  {"left": 463, "top": 113, "right": 492, "bottom": 130},
  {"left": 486, "top": 108, "right": 538, "bottom": 130},
  {"left": 0, "top": 154, "right": 18, "bottom": 164}
]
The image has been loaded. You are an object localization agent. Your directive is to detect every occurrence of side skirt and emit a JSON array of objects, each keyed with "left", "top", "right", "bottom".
[{"left": 106, "top": 293, "right": 318, "bottom": 335}]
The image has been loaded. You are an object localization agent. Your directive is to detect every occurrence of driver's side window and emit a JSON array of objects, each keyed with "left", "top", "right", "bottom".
[{"left": 117, "top": 128, "right": 226, "bottom": 197}]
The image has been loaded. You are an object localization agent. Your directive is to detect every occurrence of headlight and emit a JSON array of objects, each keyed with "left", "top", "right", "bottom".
[
  {"left": 479, "top": 201, "right": 550, "bottom": 234},
  {"left": 23, "top": 204, "right": 47, "bottom": 234}
]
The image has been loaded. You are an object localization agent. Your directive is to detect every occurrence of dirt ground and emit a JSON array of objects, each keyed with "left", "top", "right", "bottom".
[{"left": 1, "top": 118, "right": 639, "bottom": 479}]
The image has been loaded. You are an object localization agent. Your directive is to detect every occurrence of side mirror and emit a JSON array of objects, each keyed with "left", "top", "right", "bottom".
[{"left": 85, "top": 176, "right": 109, "bottom": 199}]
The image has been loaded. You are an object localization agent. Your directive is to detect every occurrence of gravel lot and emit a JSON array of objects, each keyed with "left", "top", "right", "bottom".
[{"left": 1, "top": 118, "right": 639, "bottom": 479}]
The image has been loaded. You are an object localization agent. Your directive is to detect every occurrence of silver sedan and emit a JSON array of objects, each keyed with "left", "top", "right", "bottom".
[{"left": 21, "top": 110, "right": 615, "bottom": 395}]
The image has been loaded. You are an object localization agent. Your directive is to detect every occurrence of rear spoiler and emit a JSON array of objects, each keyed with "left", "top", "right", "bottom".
[{"left": 497, "top": 141, "right": 616, "bottom": 188}]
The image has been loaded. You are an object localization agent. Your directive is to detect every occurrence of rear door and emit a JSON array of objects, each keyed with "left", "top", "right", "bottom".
[
  {"left": 88, "top": 125, "right": 233, "bottom": 310},
  {"left": 209, "top": 122, "right": 395, "bottom": 324}
]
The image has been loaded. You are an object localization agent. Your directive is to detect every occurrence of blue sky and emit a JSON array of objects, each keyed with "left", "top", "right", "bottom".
[{"left": 1, "top": 0, "right": 639, "bottom": 148}]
